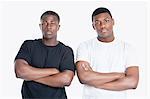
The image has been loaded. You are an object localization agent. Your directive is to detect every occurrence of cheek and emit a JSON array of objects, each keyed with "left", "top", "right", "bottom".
[
  {"left": 54, "top": 25, "right": 60, "bottom": 31},
  {"left": 107, "top": 24, "right": 113, "bottom": 30},
  {"left": 41, "top": 26, "right": 46, "bottom": 30},
  {"left": 94, "top": 25, "right": 100, "bottom": 30}
]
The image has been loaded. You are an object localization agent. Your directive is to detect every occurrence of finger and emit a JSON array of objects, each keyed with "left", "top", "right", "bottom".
[{"left": 84, "top": 64, "right": 93, "bottom": 71}]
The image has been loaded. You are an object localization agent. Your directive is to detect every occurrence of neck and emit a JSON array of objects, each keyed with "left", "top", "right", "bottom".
[
  {"left": 97, "top": 36, "right": 115, "bottom": 43},
  {"left": 42, "top": 38, "right": 58, "bottom": 46}
]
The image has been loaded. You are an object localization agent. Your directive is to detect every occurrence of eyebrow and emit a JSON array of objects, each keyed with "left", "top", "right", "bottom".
[{"left": 95, "top": 17, "right": 111, "bottom": 21}]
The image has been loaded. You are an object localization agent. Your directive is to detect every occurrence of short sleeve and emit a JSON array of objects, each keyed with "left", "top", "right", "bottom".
[
  {"left": 76, "top": 42, "right": 90, "bottom": 63},
  {"left": 15, "top": 40, "right": 32, "bottom": 64},
  {"left": 59, "top": 47, "right": 75, "bottom": 73},
  {"left": 125, "top": 44, "right": 140, "bottom": 68}
]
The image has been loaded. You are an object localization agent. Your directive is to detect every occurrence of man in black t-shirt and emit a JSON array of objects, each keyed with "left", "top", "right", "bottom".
[{"left": 14, "top": 11, "right": 75, "bottom": 99}]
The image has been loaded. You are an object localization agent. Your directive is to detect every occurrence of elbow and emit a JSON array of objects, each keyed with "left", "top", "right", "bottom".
[
  {"left": 15, "top": 66, "right": 29, "bottom": 79},
  {"left": 77, "top": 75, "right": 88, "bottom": 84},
  {"left": 79, "top": 77, "right": 86, "bottom": 84},
  {"left": 15, "top": 68, "right": 23, "bottom": 78},
  {"left": 62, "top": 74, "right": 74, "bottom": 86},
  {"left": 130, "top": 80, "right": 138, "bottom": 89},
  {"left": 15, "top": 67, "right": 20, "bottom": 78},
  {"left": 15, "top": 72, "right": 20, "bottom": 78},
  {"left": 127, "top": 77, "right": 139, "bottom": 89},
  {"left": 78, "top": 79, "right": 85, "bottom": 84}
]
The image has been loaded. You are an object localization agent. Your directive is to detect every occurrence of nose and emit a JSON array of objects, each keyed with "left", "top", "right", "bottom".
[
  {"left": 100, "top": 22, "right": 105, "bottom": 28},
  {"left": 47, "top": 23, "right": 52, "bottom": 29}
]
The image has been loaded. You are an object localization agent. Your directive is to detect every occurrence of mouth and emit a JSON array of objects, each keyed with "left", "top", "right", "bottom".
[
  {"left": 47, "top": 31, "right": 52, "bottom": 35},
  {"left": 44, "top": 31, "right": 53, "bottom": 35},
  {"left": 101, "top": 29, "right": 107, "bottom": 33},
  {"left": 43, "top": 31, "right": 53, "bottom": 37}
]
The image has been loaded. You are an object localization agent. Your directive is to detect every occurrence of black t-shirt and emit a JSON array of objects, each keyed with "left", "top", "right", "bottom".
[{"left": 15, "top": 39, "right": 75, "bottom": 99}]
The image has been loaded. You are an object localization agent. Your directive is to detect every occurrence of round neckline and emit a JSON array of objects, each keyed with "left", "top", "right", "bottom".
[
  {"left": 38, "top": 39, "right": 61, "bottom": 48},
  {"left": 95, "top": 37, "right": 117, "bottom": 46}
]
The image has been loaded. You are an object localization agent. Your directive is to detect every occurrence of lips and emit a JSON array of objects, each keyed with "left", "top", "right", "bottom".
[
  {"left": 47, "top": 31, "right": 52, "bottom": 35},
  {"left": 101, "top": 29, "right": 107, "bottom": 33}
]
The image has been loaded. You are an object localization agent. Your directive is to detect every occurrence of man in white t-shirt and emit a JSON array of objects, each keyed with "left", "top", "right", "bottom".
[{"left": 76, "top": 7, "right": 139, "bottom": 99}]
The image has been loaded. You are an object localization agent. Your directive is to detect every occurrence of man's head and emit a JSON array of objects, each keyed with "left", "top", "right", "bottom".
[
  {"left": 92, "top": 7, "right": 114, "bottom": 42},
  {"left": 39, "top": 11, "right": 60, "bottom": 39},
  {"left": 92, "top": 7, "right": 112, "bottom": 22},
  {"left": 40, "top": 11, "right": 60, "bottom": 23}
]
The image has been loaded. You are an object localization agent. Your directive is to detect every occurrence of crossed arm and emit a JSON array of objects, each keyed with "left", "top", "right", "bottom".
[
  {"left": 76, "top": 61, "right": 139, "bottom": 91},
  {"left": 15, "top": 59, "right": 74, "bottom": 87}
]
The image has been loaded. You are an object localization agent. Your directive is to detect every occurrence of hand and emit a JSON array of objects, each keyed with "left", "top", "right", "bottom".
[{"left": 81, "top": 63, "right": 93, "bottom": 71}]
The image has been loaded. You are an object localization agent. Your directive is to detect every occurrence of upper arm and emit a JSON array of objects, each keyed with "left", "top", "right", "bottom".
[
  {"left": 76, "top": 43, "right": 91, "bottom": 81},
  {"left": 14, "top": 41, "right": 32, "bottom": 78},
  {"left": 125, "top": 44, "right": 140, "bottom": 68},
  {"left": 76, "top": 43, "right": 90, "bottom": 63},
  {"left": 15, "top": 40, "right": 32, "bottom": 64},
  {"left": 14, "top": 59, "right": 30, "bottom": 78},
  {"left": 124, "top": 44, "right": 139, "bottom": 88},
  {"left": 15, "top": 59, "right": 28, "bottom": 65},
  {"left": 125, "top": 66, "right": 139, "bottom": 88},
  {"left": 60, "top": 47, "right": 75, "bottom": 73},
  {"left": 76, "top": 61, "right": 91, "bottom": 83},
  {"left": 76, "top": 61, "right": 86, "bottom": 76}
]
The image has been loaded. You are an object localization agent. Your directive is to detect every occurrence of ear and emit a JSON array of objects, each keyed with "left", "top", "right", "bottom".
[
  {"left": 57, "top": 25, "right": 60, "bottom": 31},
  {"left": 112, "top": 18, "right": 115, "bottom": 25},
  {"left": 92, "top": 23, "right": 96, "bottom": 30},
  {"left": 39, "top": 24, "right": 42, "bottom": 30}
]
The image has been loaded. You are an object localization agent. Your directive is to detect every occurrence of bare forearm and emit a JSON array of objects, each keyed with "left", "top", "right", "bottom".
[
  {"left": 15, "top": 59, "right": 59, "bottom": 81},
  {"left": 96, "top": 75, "right": 138, "bottom": 91},
  {"left": 34, "top": 71, "right": 74, "bottom": 87},
  {"left": 21, "top": 66, "right": 59, "bottom": 81},
  {"left": 79, "top": 71, "right": 124, "bottom": 85},
  {"left": 76, "top": 61, "right": 124, "bottom": 85}
]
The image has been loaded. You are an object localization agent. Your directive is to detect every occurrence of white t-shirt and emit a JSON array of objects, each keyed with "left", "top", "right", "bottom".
[{"left": 76, "top": 37, "right": 139, "bottom": 99}]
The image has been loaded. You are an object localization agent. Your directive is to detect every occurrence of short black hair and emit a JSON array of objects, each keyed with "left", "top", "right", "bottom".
[
  {"left": 92, "top": 7, "right": 112, "bottom": 22},
  {"left": 40, "top": 11, "right": 60, "bottom": 23}
]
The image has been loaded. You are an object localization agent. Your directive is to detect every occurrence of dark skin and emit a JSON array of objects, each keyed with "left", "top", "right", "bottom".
[
  {"left": 15, "top": 15, "right": 74, "bottom": 87},
  {"left": 76, "top": 13, "right": 139, "bottom": 91},
  {"left": 93, "top": 12, "right": 114, "bottom": 42},
  {"left": 39, "top": 15, "right": 60, "bottom": 46}
]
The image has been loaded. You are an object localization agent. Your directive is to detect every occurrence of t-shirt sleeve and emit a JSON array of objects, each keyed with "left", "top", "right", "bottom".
[
  {"left": 76, "top": 42, "right": 90, "bottom": 63},
  {"left": 59, "top": 47, "right": 75, "bottom": 73},
  {"left": 15, "top": 40, "right": 32, "bottom": 64},
  {"left": 125, "top": 44, "right": 140, "bottom": 68}
]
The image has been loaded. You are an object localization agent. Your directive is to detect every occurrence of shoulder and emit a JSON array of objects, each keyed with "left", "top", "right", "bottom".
[
  {"left": 115, "top": 39, "right": 133, "bottom": 48},
  {"left": 23, "top": 39, "right": 38, "bottom": 44},
  {"left": 19, "top": 39, "right": 41, "bottom": 51},
  {"left": 78, "top": 38, "right": 96, "bottom": 49},
  {"left": 117, "top": 40, "right": 137, "bottom": 54},
  {"left": 122, "top": 41, "right": 135, "bottom": 50},
  {"left": 22, "top": 39, "right": 41, "bottom": 46},
  {"left": 59, "top": 42, "right": 74, "bottom": 53}
]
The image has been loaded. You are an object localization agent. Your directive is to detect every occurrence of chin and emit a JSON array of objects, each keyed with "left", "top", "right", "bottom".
[{"left": 43, "top": 36, "right": 52, "bottom": 39}]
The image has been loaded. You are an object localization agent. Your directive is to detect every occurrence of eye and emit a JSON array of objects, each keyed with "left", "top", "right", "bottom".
[
  {"left": 51, "top": 22, "right": 56, "bottom": 24},
  {"left": 94, "top": 20, "right": 101, "bottom": 25},
  {"left": 104, "top": 19, "right": 110, "bottom": 23},
  {"left": 42, "top": 22, "right": 47, "bottom": 26}
]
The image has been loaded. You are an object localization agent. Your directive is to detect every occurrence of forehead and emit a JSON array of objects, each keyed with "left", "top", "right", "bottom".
[
  {"left": 41, "top": 15, "right": 58, "bottom": 22},
  {"left": 93, "top": 13, "right": 112, "bottom": 20}
]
